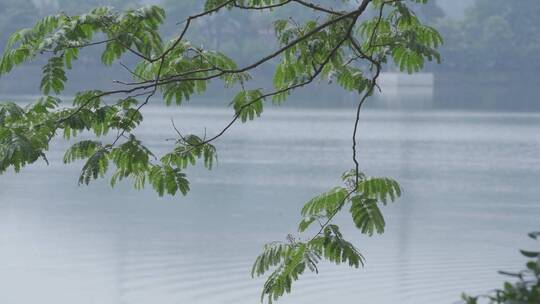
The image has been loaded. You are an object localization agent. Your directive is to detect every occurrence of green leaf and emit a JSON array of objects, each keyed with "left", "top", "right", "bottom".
[
  {"left": 0, "top": 48, "right": 32, "bottom": 75},
  {"left": 148, "top": 165, "right": 190, "bottom": 196},
  {"left": 350, "top": 196, "right": 385, "bottom": 235},
  {"left": 0, "top": 102, "right": 26, "bottom": 124},
  {"left": 520, "top": 250, "right": 540, "bottom": 258},
  {"left": 301, "top": 187, "right": 348, "bottom": 217},
  {"left": 254, "top": 242, "right": 318, "bottom": 304},
  {"left": 78, "top": 148, "right": 109, "bottom": 185},
  {"left": 40, "top": 56, "right": 67, "bottom": 95},
  {"left": 63, "top": 140, "right": 102, "bottom": 164},
  {"left": 298, "top": 216, "right": 317, "bottom": 232},
  {"left": 109, "top": 135, "right": 154, "bottom": 187},
  {"left": 261, "top": 244, "right": 306, "bottom": 304},
  {"left": 64, "top": 48, "right": 79, "bottom": 70},
  {"left": 230, "top": 90, "right": 264, "bottom": 123},
  {"left": 252, "top": 242, "right": 293, "bottom": 278},
  {"left": 358, "top": 177, "right": 401, "bottom": 205},
  {"left": 28, "top": 96, "right": 61, "bottom": 114},
  {"left": 0, "top": 128, "right": 45, "bottom": 173},
  {"left": 528, "top": 231, "right": 540, "bottom": 240},
  {"left": 161, "top": 135, "right": 217, "bottom": 170},
  {"left": 309, "top": 225, "right": 364, "bottom": 268},
  {"left": 73, "top": 90, "right": 103, "bottom": 108}
]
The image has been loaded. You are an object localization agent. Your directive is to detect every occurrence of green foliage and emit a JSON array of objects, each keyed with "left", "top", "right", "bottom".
[
  {"left": 40, "top": 56, "right": 67, "bottom": 94},
  {"left": 350, "top": 175, "right": 401, "bottom": 235},
  {"left": 64, "top": 134, "right": 190, "bottom": 196},
  {"left": 161, "top": 134, "right": 217, "bottom": 170},
  {"left": 252, "top": 224, "right": 365, "bottom": 304},
  {"left": 461, "top": 232, "right": 540, "bottom": 304},
  {"left": 0, "top": 128, "right": 47, "bottom": 173},
  {"left": 79, "top": 147, "right": 109, "bottom": 185},
  {"left": 0, "top": 5, "right": 166, "bottom": 76},
  {"left": 255, "top": 170, "right": 401, "bottom": 302},
  {"left": 231, "top": 90, "right": 264, "bottom": 122},
  {"left": 0, "top": 102, "right": 25, "bottom": 124},
  {"left": 300, "top": 187, "right": 348, "bottom": 219},
  {"left": 0, "top": 1, "right": 440, "bottom": 303},
  {"left": 358, "top": 176, "right": 401, "bottom": 205},
  {"left": 148, "top": 164, "right": 190, "bottom": 196},
  {"left": 350, "top": 197, "right": 385, "bottom": 235},
  {"left": 109, "top": 135, "right": 154, "bottom": 186},
  {"left": 359, "top": 3, "right": 442, "bottom": 74},
  {"left": 63, "top": 140, "right": 102, "bottom": 163},
  {"left": 0, "top": 100, "right": 57, "bottom": 174},
  {"left": 310, "top": 225, "right": 364, "bottom": 268}
]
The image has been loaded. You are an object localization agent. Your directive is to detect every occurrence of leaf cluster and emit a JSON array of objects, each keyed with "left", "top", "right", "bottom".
[
  {"left": 253, "top": 169, "right": 401, "bottom": 302},
  {"left": 252, "top": 224, "right": 363, "bottom": 304},
  {"left": 161, "top": 134, "right": 217, "bottom": 170},
  {"left": 462, "top": 232, "right": 540, "bottom": 304},
  {"left": 359, "top": 1, "right": 443, "bottom": 74},
  {"left": 63, "top": 134, "right": 192, "bottom": 196},
  {"left": 0, "top": 99, "right": 58, "bottom": 173},
  {"left": 0, "top": 6, "right": 166, "bottom": 96}
]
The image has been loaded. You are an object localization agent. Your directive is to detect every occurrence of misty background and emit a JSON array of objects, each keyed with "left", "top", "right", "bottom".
[{"left": 1, "top": 0, "right": 539, "bottom": 110}]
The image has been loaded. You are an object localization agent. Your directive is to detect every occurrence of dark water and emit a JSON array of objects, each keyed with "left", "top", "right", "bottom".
[{"left": 1, "top": 104, "right": 539, "bottom": 304}]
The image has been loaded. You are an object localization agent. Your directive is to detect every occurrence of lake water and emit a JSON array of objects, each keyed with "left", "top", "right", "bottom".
[{"left": 1, "top": 104, "right": 539, "bottom": 304}]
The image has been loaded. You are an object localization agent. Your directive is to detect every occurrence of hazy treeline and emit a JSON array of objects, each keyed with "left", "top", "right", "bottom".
[
  {"left": 436, "top": 0, "right": 540, "bottom": 72},
  {"left": 1, "top": 0, "right": 539, "bottom": 73},
  {"left": 1, "top": 0, "right": 538, "bottom": 110}
]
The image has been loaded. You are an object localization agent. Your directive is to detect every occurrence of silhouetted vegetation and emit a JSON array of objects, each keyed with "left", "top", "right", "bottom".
[{"left": 462, "top": 232, "right": 540, "bottom": 304}]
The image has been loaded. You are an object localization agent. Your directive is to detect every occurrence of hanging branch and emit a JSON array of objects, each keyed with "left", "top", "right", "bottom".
[{"left": 0, "top": 0, "right": 443, "bottom": 302}]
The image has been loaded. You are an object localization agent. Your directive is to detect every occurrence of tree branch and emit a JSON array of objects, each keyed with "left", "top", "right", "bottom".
[{"left": 177, "top": 1, "right": 368, "bottom": 152}]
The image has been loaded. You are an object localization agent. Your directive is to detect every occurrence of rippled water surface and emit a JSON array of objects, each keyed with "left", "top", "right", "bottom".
[{"left": 1, "top": 105, "right": 539, "bottom": 304}]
